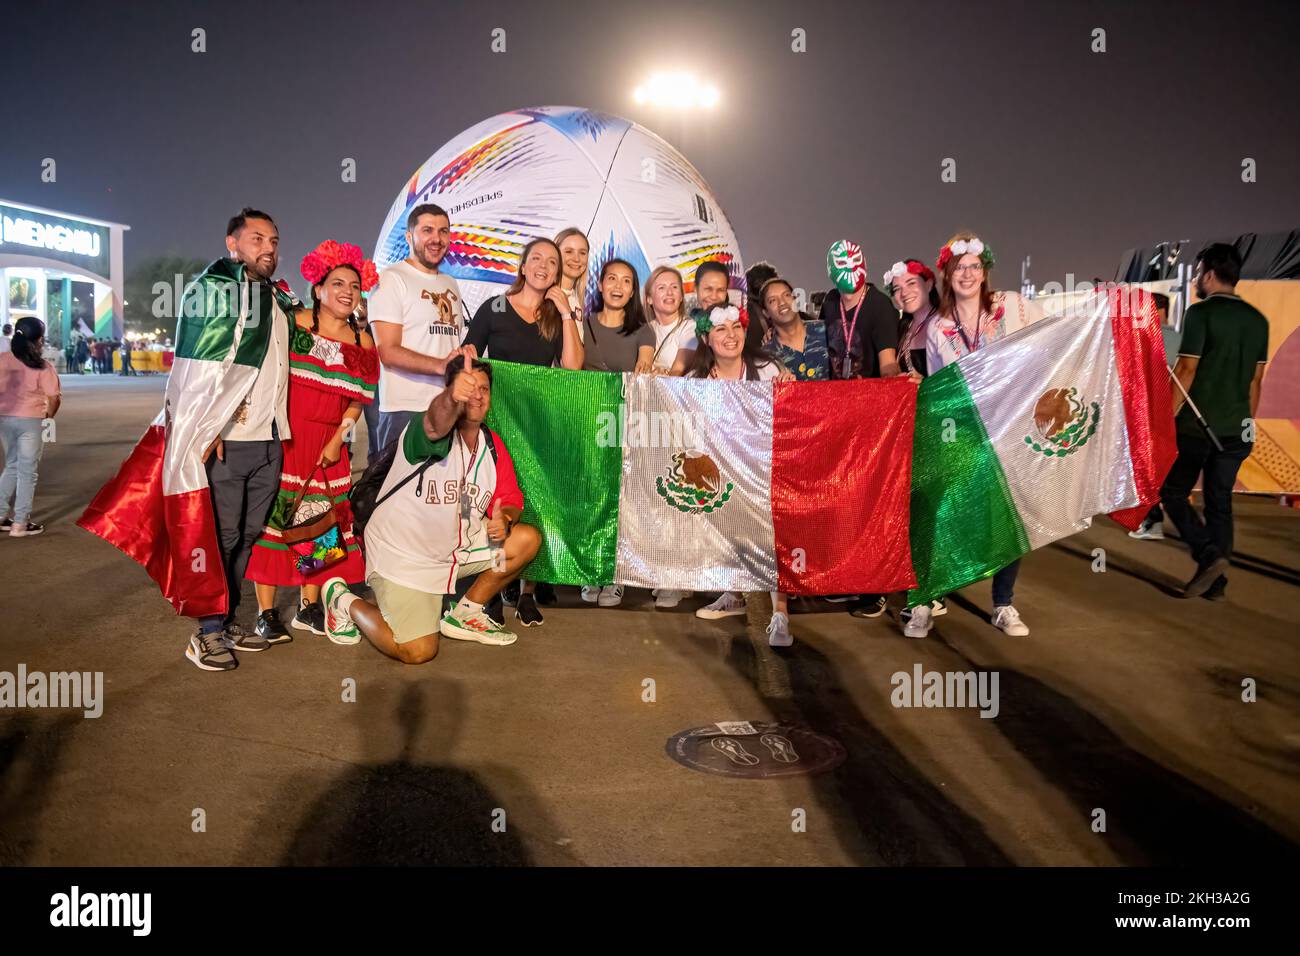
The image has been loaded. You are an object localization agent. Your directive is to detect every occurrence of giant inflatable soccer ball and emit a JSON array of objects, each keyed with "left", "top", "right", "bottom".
[{"left": 373, "top": 106, "right": 744, "bottom": 314}]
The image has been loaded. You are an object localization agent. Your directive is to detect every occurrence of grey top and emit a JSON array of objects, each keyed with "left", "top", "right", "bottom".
[{"left": 582, "top": 314, "right": 655, "bottom": 371}]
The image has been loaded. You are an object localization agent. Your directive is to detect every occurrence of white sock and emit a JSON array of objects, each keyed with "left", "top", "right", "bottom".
[
  {"left": 456, "top": 598, "right": 484, "bottom": 619},
  {"left": 335, "top": 591, "right": 358, "bottom": 618}
]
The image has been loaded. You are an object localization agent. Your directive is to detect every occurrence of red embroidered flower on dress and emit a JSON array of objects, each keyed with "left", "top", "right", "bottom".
[
  {"left": 334, "top": 499, "right": 354, "bottom": 535},
  {"left": 356, "top": 346, "right": 380, "bottom": 380}
]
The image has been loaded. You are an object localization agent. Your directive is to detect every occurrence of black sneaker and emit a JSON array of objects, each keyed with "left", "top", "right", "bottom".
[
  {"left": 1202, "top": 576, "right": 1228, "bottom": 602},
  {"left": 534, "top": 582, "right": 557, "bottom": 606},
  {"left": 484, "top": 592, "right": 505, "bottom": 626},
  {"left": 502, "top": 580, "right": 521, "bottom": 607},
  {"left": 0, "top": 517, "right": 11, "bottom": 532},
  {"left": 255, "top": 609, "right": 294, "bottom": 645},
  {"left": 515, "top": 592, "right": 544, "bottom": 627},
  {"left": 9, "top": 520, "right": 43, "bottom": 537},
  {"left": 222, "top": 622, "right": 270, "bottom": 652},
  {"left": 1183, "top": 551, "right": 1230, "bottom": 599},
  {"left": 186, "top": 630, "right": 238, "bottom": 671},
  {"left": 292, "top": 600, "right": 326, "bottom": 635},
  {"left": 849, "top": 595, "right": 888, "bottom": 619}
]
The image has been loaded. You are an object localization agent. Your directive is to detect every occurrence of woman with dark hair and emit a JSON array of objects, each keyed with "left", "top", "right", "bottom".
[
  {"left": 465, "top": 237, "right": 583, "bottom": 626},
  {"left": 244, "top": 241, "right": 379, "bottom": 644},
  {"left": 0, "top": 316, "right": 61, "bottom": 537},
  {"left": 554, "top": 227, "right": 590, "bottom": 338},
  {"left": 577, "top": 259, "right": 655, "bottom": 607},
  {"left": 920, "top": 232, "right": 1044, "bottom": 639},
  {"left": 686, "top": 306, "right": 795, "bottom": 644},
  {"left": 581, "top": 259, "right": 655, "bottom": 374},
  {"left": 882, "top": 259, "right": 940, "bottom": 379}
]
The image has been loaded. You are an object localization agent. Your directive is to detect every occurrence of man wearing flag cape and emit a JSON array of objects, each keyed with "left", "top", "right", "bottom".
[{"left": 79, "top": 208, "right": 300, "bottom": 672}]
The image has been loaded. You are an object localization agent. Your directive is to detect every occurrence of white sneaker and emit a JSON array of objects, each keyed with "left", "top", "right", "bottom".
[
  {"left": 580, "top": 586, "right": 601, "bottom": 603},
  {"left": 930, "top": 598, "right": 948, "bottom": 617},
  {"left": 1128, "top": 519, "right": 1164, "bottom": 540},
  {"left": 696, "top": 592, "right": 747, "bottom": 619},
  {"left": 766, "top": 612, "right": 792, "bottom": 647},
  {"left": 597, "top": 584, "right": 624, "bottom": 607},
  {"left": 903, "top": 604, "right": 932, "bottom": 639},
  {"left": 655, "top": 589, "right": 684, "bottom": 609},
  {"left": 991, "top": 605, "right": 1029, "bottom": 637}
]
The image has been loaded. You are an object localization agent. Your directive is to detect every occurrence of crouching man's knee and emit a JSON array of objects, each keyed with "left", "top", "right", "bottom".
[
  {"left": 396, "top": 634, "right": 439, "bottom": 664},
  {"left": 510, "top": 522, "right": 541, "bottom": 561}
]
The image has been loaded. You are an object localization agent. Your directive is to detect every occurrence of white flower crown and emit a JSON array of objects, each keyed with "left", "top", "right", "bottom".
[{"left": 948, "top": 237, "right": 985, "bottom": 257}]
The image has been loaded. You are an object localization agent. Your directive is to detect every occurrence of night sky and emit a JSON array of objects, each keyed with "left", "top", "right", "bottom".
[{"left": 3, "top": 0, "right": 1298, "bottom": 295}]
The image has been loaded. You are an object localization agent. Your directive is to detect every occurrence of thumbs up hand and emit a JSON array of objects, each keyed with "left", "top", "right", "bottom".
[{"left": 486, "top": 498, "right": 510, "bottom": 542}]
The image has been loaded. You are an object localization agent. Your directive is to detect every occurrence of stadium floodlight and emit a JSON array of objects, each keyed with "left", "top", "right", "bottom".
[{"left": 633, "top": 72, "right": 720, "bottom": 110}]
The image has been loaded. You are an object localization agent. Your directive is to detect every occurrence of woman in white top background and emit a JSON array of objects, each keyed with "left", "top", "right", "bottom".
[
  {"left": 555, "top": 227, "right": 590, "bottom": 341},
  {"left": 643, "top": 265, "right": 695, "bottom": 376},
  {"left": 922, "top": 233, "right": 1044, "bottom": 639}
]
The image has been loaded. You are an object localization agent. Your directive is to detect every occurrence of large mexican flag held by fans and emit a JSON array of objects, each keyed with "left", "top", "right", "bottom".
[
  {"left": 485, "top": 286, "right": 1173, "bottom": 600},
  {"left": 78, "top": 260, "right": 297, "bottom": 618},
  {"left": 485, "top": 366, "right": 919, "bottom": 594},
  {"left": 907, "top": 286, "right": 1175, "bottom": 604}
]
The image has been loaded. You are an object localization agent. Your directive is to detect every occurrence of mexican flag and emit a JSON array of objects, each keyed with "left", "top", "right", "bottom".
[
  {"left": 484, "top": 366, "right": 918, "bottom": 594},
  {"left": 907, "top": 287, "right": 1175, "bottom": 604},
  {"left": 78, "top": 259, "right": 296, "bottom": 618}
]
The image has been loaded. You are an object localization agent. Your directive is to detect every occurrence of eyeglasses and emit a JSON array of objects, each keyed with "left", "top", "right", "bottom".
[{"left": 953, "top": 263, "right": 985, "bottom": 275}]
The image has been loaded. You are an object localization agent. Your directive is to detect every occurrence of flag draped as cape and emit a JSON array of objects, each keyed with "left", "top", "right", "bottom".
[{"left": 78, "top": 258, "right": 297, "bottom": 618}]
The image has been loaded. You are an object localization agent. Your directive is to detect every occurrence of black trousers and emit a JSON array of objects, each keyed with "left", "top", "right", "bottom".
[
  {"left": 198, "top": 437, "right": 283, "bottom": 630},
  {"left": 1159, "top": 430, "right": 1252, "bottom": 564}
]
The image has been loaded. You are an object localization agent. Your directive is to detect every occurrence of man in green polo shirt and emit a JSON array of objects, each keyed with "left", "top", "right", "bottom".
[{"left": 1160, "top": 243, "right": 1269, "bottom": 600}]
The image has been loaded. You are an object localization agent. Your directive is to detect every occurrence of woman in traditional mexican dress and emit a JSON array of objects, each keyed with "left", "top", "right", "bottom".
[{"left": 245, "top": 241, "right": 379, "bottom": 642}]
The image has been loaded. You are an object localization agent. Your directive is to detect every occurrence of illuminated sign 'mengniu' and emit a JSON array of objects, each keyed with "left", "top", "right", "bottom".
[{"left": 1, "top": 215, "right": 102, "bottom": 258}]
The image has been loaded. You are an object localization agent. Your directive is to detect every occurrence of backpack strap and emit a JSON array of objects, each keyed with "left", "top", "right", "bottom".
[{"left": 480, "top": 424, "right": 500, "bottom": 464}]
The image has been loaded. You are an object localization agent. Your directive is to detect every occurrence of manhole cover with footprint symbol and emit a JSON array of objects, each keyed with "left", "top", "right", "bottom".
[{"left": 665, "top": 721, "right": 846, "bottom": 778}]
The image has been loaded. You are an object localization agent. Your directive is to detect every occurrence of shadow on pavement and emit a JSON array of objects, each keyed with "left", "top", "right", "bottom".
[
  {"left": 932, "top": 635, "right": 1300, "bottom": 865},
  {"left": 0, "top": 713, "right": 80, "bottom": 865},
  {"left": 249, "top": 680, "right": 566, "bottom": 866}
]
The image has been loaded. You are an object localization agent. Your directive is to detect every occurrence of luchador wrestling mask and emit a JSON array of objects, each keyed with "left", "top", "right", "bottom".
[{"left": 827, "top": 240, "right": 866, "bottom": 295}]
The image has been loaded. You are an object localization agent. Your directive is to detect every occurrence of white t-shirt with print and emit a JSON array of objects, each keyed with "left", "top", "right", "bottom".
[
  {"left": 364, "top": 415, "right": 524, "bottom": 594},
  {"left": 368, "top": 260, "right": 466, "bottom": 413}
]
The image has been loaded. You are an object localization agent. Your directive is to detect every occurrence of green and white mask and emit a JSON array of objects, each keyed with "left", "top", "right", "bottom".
[{"left": 827, "top": 240, "right": 866, "bottom": 295}]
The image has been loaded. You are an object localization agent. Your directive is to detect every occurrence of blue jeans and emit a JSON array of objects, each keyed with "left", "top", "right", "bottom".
[
  {"left": 992, "top": 560, "right": 1020, "bottom": 607},
  {"left": 0, "top": 416, "right": 45, "bottom": 524},
  {"left": 376, "top": 410, "right": 413, "bottom": 458}
]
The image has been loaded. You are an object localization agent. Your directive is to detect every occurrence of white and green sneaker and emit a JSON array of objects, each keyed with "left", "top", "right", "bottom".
[
  {"left": 323, "top": 577, "right": 361, "bottom": 646},
  {"left": 440, "top": 602, "right": 518, "bottom": 646}
]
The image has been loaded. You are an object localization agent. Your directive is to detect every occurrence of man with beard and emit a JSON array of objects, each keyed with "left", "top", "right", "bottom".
[
  {"left": 370, "top": 203, "right": 473, "bottom": 454},
  {"left": 79, "top": 208, "right": 302, "bottom": 670},
  {"left": 1160, "top": 243, "right": 1270, "bottom": 601}
]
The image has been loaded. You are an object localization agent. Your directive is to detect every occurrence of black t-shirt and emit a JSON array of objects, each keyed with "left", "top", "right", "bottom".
[
  {"left": 818, "top": 284, "right": 900, "bottom": 379},
  {"left": 465, "top": 295, "right": 565, "bottom": 367}
]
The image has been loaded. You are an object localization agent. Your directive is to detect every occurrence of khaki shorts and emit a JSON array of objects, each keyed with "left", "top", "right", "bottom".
[{"left": 367, "top": 559, "right": 496, "bottom": 644}]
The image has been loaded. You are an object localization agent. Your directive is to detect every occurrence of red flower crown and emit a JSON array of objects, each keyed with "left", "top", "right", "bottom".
[{"left": 301, "top": 240, "right": 380, "bottom": 292}]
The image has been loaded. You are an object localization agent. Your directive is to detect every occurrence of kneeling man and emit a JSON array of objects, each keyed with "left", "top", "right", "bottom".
[{"left": 322, "top": 356, "right": 539, "bottom": 663}]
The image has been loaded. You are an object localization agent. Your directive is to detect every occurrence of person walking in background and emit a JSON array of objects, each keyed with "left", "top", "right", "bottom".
[
  {"left": 0, "top": 317, "right": 61, "bottom": 537},
  {"left": 245, "top": 241, "right": 379, "bottom": 644},
  {"left": 119, "top": 336, "right": 137, "bottom": 376},
  {"left": 73, "top": 334, "right": 89, "bottom": 374},
  {"left": 1160, "top": 244, "right": 1269, "bottom": 601},
  {"left": 370, "top": 203, "right": 473, "bottom": 456}
]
